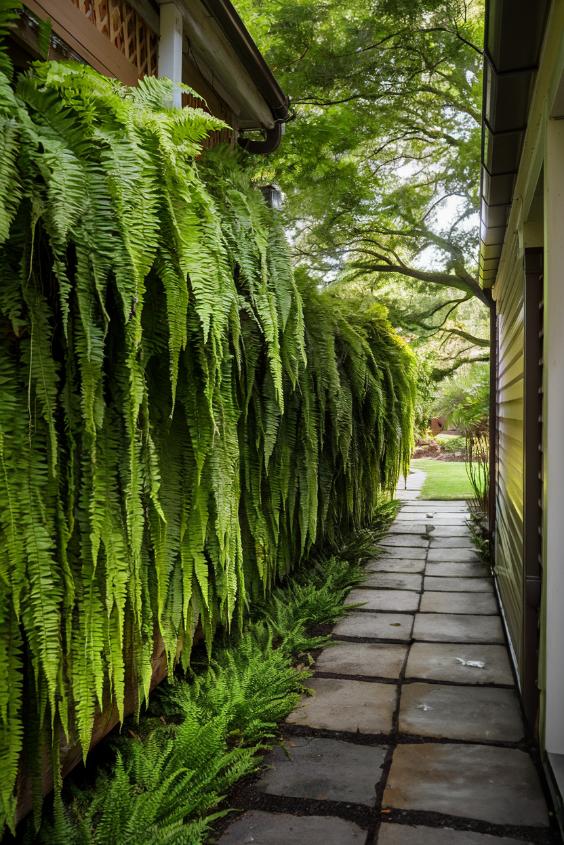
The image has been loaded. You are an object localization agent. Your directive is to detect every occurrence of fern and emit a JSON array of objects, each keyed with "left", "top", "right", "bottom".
[
  {"left": 0, "top": 53, "right": 416, "bottom": 833},
  {"left": 25, "top": 545, "right": 375, "bottom": 844}
]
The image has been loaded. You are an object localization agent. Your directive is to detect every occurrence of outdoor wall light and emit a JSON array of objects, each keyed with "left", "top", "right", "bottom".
[{"left": 260, "top": 184, "right": 283, "bottom": 210}]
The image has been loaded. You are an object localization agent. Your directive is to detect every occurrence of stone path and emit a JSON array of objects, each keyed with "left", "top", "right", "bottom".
[{"left": 218, "top": 472, "right": 557, "bottom": 844}]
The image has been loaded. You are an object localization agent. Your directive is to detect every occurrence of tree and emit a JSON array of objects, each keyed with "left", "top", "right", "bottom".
[{"left": 238, "top": 0, "right": 489, "bottom": 353}]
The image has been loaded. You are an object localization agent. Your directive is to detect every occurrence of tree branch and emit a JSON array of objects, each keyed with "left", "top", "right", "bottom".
[
  {"left": 438, "top": 327, "right": 490, "bottom": 347},
  {"left": 431, "top": 353, "right": 490, "bottom": 381},
  {"left": 350, "top": 258, "right": 489, "bottom": 304}
]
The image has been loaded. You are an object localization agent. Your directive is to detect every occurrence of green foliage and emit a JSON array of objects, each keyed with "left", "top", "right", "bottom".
[
  {"left": 21, "top": 549, "right": 373, "bottom": 844},
  {"left": 0, "top": 58, "right": 416, "bottom": 832},
  {"left": 237, "top": 0, "right": 485, "bottom": 297},
  {"left": 0, "top": 0, "right": 19, "bottom": 76},
  {"left": 432, "top": 362, "right": 489, "bottom": 431},
  {"left": 436, "top": 434, "right": 466, "bottom": 453}
]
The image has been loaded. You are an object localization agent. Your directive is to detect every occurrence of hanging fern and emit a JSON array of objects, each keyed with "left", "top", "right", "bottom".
[{"left": 0, "top": 50, "right": 416, "bottom": 834}]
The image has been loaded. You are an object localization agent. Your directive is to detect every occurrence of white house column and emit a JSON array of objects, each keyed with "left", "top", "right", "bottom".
[
  {"left": 543, "top": 116, "right": 564, "bottom": 754},
  {"left": 158, "top": 2, "right": 183, "bottom": 108}
]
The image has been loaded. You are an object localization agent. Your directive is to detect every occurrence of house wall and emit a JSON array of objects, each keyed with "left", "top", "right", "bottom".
[
  {"left": 492, "top": 1, "right": 564, "bottom": 754},
  {"left": 493, "top": 234, "right": 525, "bottom": 677}
]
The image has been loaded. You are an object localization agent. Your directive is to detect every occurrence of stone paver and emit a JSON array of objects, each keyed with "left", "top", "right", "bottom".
[
  {"left": 424, "top": 576, "right": 493, "bottom": 592},
  {"left": 258, "top": 737, "right": 387, "bottom": 805},
  {"left": 377, "top": 824, "right": 532, "bottom": 844},
  {"left": 395, "top": 489, "right": 421, "bottom": 500},
  {"left": 398, "top": 683, "right": 524, "bottom": 742},
  {"left": 403, "top": 502, "right": 469, "bottom": 510},
  {"left": 430, "top": 536, "right": 475, "bottom": 548},
  {"left": 388, "top": 522, "right": 432, "bottom": 534},
  {"left": 397, "top": 469, "right": 426, "bottom": 491},
  {"left": 383, "top": 743, "right": 549, "bottom": 827},
  {"left": 405, "top": 642, "right": 514, "bottom": 685},
  {"left": 395, "top": 513, "right": 468, "bottom": 525},
  {"left": 420, "top": 591, "right": 497, "bottom": 614},
  {"left": 426, "top": 562, "right": 490, "bottom": 578},
  {"left": 361, "top": 572, "right": 423, "bottom": 591},
  {"left": 380, "top": 534, "right": 429, "bottom": 548},
  {"left": 367, "top": 558, "right": 426, "bottom": 574},
  {"left": 219, "top": 811, "right": 366, "bottom": 844},
  {"left": 372, "top": 545, "right": 427, "bottom": 559},
  {"left": 427, "top": 548, "right": 480, "bottom": 562},
  {"left": 315, "top": 641, "right": 407, "bottom": 678},
  {"left": 430, "top": 525, "right": 474, "bottom": 537},
  {"left": 414, "top": 613, "right": 504, "bottom": 644},
  {"left": 286, "top": 677, "right": 397, "bottom": 734},
  {"left": 346, "top": 588, "right": 420, "bottom": 613},
  {"left": 333, "top": 611, "right": 414, "bottom": 641}
]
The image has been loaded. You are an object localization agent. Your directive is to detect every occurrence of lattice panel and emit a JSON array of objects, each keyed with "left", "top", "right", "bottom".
[{"left": 71, "top": 0, "right": 158, "bottom": 76}]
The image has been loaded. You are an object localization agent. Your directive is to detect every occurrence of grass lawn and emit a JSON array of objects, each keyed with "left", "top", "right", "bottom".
[{"left": 412, "top": 458, "right": 473, "bottom": 500}]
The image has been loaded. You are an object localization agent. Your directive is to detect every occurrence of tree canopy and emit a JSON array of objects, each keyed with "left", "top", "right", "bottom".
[{"left": 238, "top": 0, "right": 489, "bottom": 367}]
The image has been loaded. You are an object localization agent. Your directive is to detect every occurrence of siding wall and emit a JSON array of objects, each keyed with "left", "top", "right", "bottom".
[{"left": 495, "top": 234, "right": 525, "bottom": 678}]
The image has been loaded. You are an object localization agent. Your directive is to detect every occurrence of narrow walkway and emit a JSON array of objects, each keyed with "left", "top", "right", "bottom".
[{"left": 218, "top": 473, "right": 557, "bottom": 844}]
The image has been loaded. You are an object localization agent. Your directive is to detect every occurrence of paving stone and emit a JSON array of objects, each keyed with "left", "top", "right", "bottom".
[
  {"left": 430, "top": 536, "right": 476, "bottom": 549},
  {"left": 430, "top": 525, "right": 473, "bottom": 537},
  {"left": 427, "top": 548, "right": 480, "bottom": 563},
  {"left": 316, "top": 641, "right": 407, "bottom": 678},
  {"left": 398, "top": 683, "right": 524, "bottom": 742},
  {"left": 383, "top": 743, "right": 549, "bottom": 827},
  {"left": 380, "top": 534, "right": 429, "bottom": 548},
  {"left": 394, "top": 512, "right": 435, "bottom": 523},
  {"left": 389, "top": 523, "right": 431, "bottom": 535},
  {"left": 346, "top": 589, "right": 420, "bottom": 613},
  {"left": 395, "top": 513, "right": 468, "bottom": 525},
  {"left": 286, "top": 678, "right": 397, "bottom": 734},
  {"left": 426, "top": 562, "right": 490, "bottom": 578},
  {"left": 219, "top": 811, "right": 366, "bottom": 844},
  {"left": 395, "top": 489, "right": 421, "bottom": 500},
  {"left": 367, "top": 558, "right": 426, "bottom": 574},
  {"left": 405, "top": 642, "right": 514, "bottom": 685},
  {"left": 424, "top": 576, "right": 493, "bottom": 593},
  {"left": 402, "top": 508, "right": 469, "bottom": 517},
  {"left": 396, "top": 471, "right": 426, "bottom": 492},
  {"left": 361, "top": 572, "right": 423, "bottom": 591},
  {"left": 377, "top": 823, "right": 531, "bottom": 844},
  {"left": 372, "top": 545, "right": 427, "bottom": 559},
  {"left": 410, "top": 500, "right": 469, "bottom": 510},
  {"left": 333, "top": 611, "right": 414, "bottom": 641},
  {"left": 258, "top": 736, "right": 387, "bottom": 806},
  {"left": 419, "top": 591, "right": 497, "bottom": 615},
  {"left": 414, "top": 612, "right": 504, "bottom": 643}
]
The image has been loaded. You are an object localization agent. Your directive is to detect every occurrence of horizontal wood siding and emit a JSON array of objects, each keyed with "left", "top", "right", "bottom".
[{"left": 495, "top": 235, "right": 525, "bottom": 678}]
